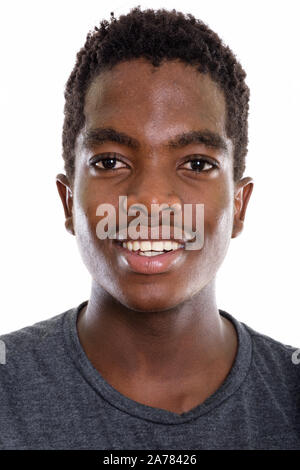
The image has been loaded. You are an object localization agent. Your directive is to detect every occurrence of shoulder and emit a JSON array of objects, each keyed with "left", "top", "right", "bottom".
[
  {"left": 0, "top": 311, "right": 66, "bottom": 350},
  {"left": 0, "top": 306, "right": 75, "bottom": 379},
  {"left": 244, "top": 320, "right": 299, "bottom": 358},
  {"left": 241, "top": 320, "right": 300, "bottom": 393}
]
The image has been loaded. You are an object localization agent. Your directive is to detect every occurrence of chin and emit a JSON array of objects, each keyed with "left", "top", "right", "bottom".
[{"left": 113, "top": 281, "right": 197, "bottom": 313}]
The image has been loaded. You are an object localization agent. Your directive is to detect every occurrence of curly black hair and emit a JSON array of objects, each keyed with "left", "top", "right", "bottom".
[{"left": 63, "top": 6, "right": 249, "bottom": 185}]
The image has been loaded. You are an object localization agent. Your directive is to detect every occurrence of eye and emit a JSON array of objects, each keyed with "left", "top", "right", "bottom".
[
  {"left": 89, "top": 153, "right": 128, "bottom": 171},
  {"left": 180, "top": 157, "right": 217, "bottom": 173}
]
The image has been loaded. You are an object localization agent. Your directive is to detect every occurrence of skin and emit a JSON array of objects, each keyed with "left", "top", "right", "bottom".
[{"left": 56, "top": 59, "right": 253, "bottom": 415}]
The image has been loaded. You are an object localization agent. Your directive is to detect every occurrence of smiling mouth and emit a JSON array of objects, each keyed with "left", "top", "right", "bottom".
[
  {"left": 113, "top": 239, "right": 186, "bottom": 275},
  {"left": 114, "top": 239, "right": 185, "bottom": 256}
]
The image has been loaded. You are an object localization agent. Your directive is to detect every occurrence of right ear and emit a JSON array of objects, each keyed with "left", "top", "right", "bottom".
[{"left": 56, "top": 173, "right": 75, "bottom": 235}]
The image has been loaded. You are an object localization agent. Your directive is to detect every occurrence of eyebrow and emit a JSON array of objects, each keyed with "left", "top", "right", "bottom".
[
  {"left": 83, "top": 128, "right": 140, "bottom": 150},
  {"left": 167, "top": 130, "right": 228, "bottom": 153},
  {"left": 83, "top": 127, "right": 228, "bottom": 153}
]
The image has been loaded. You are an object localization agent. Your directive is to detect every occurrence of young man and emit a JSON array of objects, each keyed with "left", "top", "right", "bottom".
[{"left": 0, "top": 7, "right": 299, "bottom": 450}]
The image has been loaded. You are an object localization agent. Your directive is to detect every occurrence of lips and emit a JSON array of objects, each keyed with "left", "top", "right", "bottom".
[{"left": 113, "top": 239, "right": 186, "bottom": 274}]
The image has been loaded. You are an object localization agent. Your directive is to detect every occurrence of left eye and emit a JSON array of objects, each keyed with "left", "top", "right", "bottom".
[
  {"left": 181, "top": 158, "right": 215, "bottom": 172},
  {"left": 90, "top": 155, "right": 128, "bottom": 170}
]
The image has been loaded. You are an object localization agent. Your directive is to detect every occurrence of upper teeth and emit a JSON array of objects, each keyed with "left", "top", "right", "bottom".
[{"left": 121, "top": 240, "right": 183, "bottom": 251}]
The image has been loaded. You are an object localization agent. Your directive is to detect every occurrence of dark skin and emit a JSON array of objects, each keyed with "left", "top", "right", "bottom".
[{"left": 56, "top": 59, "right": 253, "bottom": 415}]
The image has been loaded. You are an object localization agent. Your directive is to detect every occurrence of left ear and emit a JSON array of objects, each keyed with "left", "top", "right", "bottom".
[{"left": 232, "top": 176, "right": 254, "bottom": 238}]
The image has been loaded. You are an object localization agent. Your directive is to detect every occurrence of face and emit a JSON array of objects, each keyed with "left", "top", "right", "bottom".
[{"left": 57, "top": 59, "right": 253, "bottom": 312}]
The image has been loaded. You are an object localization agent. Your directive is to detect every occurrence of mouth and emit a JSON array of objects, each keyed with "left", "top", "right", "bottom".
[
  {"left": 114, "top": 239, "right": 185, "bottom": 255},
  {"left": 113, "top": 239, "right": 186, "bottom": 274}
]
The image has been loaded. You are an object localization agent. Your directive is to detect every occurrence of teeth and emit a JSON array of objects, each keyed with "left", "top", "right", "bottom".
[
  {"left": 184, "top": 230, "right": 195, "bottom": 241},
  {"left": 139, "top": 251, "right": 164, "bottom": 257},
  {"left": 150, "top": 241, "right": 164, "bottom": 251},
  {"left": 121, "top": 240, "right": 183, "bottom": 252},
  {"left": 164, "top": 241, "right": 173, "bottom": 251},
  {"left": 140, "top": 241, "right": 152, "bottom": 251},
  {"left": 132, "top": 241, "right": 140, "bottom": 251}
]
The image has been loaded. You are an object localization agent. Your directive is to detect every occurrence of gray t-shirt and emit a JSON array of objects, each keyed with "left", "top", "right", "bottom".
[{"left": 0, "top": 300, "right": 299, "bottom": 450}]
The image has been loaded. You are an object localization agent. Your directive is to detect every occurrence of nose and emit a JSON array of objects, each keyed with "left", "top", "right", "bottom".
[{"left": 123, "top": 171, "right": 183, "bottom": 220}]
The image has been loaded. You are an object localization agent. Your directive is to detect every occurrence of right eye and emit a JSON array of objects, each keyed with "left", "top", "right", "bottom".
[{"left": 90, "top": 153, "right": 128, "bottom": 171}]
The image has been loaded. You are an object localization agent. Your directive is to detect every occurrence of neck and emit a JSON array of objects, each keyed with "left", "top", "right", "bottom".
[{"left": 76, "top": 279, "right": 237, "bottom": 385}]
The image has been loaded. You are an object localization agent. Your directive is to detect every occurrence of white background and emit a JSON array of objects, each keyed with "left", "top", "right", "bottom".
[{"left": 0, "top": 0, "right": 299, "bottom": 345}]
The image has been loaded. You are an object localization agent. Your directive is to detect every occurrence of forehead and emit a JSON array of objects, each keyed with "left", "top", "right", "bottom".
[{"left": 83, "top": 59, "right": 227, "bottom": 140}]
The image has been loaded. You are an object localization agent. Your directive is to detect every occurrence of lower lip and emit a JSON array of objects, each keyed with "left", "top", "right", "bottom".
[{"left": 113, "top": 241, "right": 186, "bottom": 274}]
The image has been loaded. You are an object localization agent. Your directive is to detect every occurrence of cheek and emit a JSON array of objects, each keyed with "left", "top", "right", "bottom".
[
  {"left": 73, "top": 200, "right": 101, "bottom": 274},
  {"left": 203, "top": 188, "right": 234, "bottom": 261},
  {"left": 72, "top": 184, "right": 115, "bottom": 277},
  {"left": 73, "top": 177, "right": 118, "bottom": 240}
]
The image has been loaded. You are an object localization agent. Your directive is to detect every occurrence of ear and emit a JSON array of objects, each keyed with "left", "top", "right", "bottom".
[
  {"left": 231, "top": 176, "right": 254, "bottom": 239},
  {"left": 56, "top": 173, "right": 75, "bottom": 236}
]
